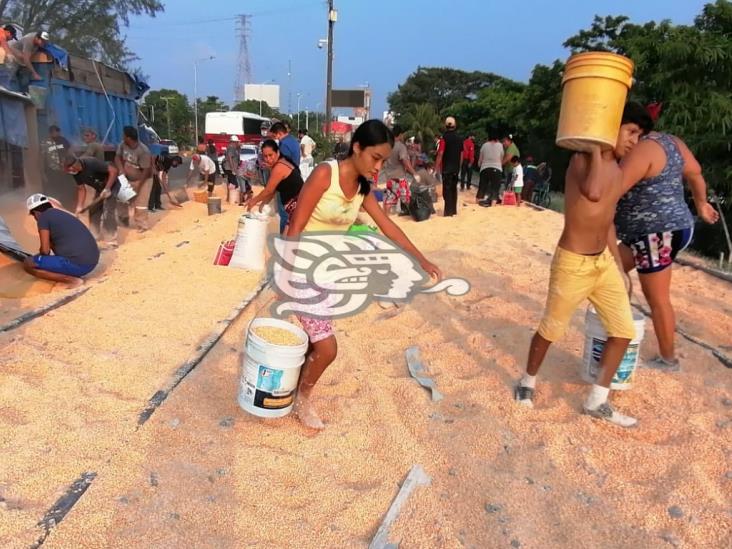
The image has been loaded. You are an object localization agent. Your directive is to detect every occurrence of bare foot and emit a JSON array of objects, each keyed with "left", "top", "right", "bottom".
[{"left": 293, "top": 394, "right": 325, "bottom": 430}]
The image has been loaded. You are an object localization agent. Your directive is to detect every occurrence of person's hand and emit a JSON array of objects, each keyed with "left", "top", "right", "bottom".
[
  {"left": 99, "top": 189, "right": 112, "bottom": 200},
  {"left": 245, "top": 197, "right": 256, "bottom": 212},
  {"left": 414, "top": 174, "right": 421, "bottom": 184},
  {"left": 585, "top": 143, "right": 603, "bottom": 159},
  {"left": 697, "top": 201, "right": 720, "bottom": 224},
  {"left": 420, "top": 259, "right": 442, "bottom": 281}
]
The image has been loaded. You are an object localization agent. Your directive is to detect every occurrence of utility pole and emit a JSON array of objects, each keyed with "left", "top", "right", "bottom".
[
  {"left": 325, "top": 0, "right": 336, "bottom": 138},
  {"left": 161, "top": 96, "right": 173, "bottom": 137}
]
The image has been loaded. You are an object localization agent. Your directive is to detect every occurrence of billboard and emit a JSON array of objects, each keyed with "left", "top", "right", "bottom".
[
  {"left": 331, "top": 89, "right": 366, "bottom": 108},
  {"left": 244, "top": 84, "right": 281, "bottom": 109}
]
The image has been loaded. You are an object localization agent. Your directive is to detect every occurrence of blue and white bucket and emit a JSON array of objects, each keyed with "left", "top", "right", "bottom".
[
  {"left": 238, "top": 317, "right": 308, "bottom": 418},
  {"left": 581, "top": 306, "right": 645, "bottom": 390}
]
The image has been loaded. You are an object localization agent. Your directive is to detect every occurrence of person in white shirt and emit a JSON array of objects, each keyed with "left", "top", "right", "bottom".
[
  {"left": 298, "top": 128, "right": 317, "bottom": 179},
  {"left": 477, "top": 132, "right": 504, "bottom": 207},
  {"left": 186, "top": 153, "right": 217, "bottom": 194},
  {"left": 510, "top": 156, "right": 524, "bottom": 206}
]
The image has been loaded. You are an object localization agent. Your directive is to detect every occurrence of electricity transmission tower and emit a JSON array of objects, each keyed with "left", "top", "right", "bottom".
[{"left": 235, "top": 14, "right": 253, "bottom": 102}]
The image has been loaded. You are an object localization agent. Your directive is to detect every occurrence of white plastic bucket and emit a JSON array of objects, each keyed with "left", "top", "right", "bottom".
[
  {"left": 228, "top": 187, "right": 241, "bottom": 205},
  {"left": 116, "top": 175, "right": 137, "bottom": 203},
  {"left": 238, "top": 317, "right": 309, "bottom": 418},
  {"left": 581, "top": 306, "right": 645, "bottom": 390},
  {"left": 228, "top": 213, "right": 268, "bottom": 271}
]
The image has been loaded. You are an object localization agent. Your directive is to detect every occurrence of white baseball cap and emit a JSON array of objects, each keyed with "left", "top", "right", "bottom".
[
  {"left": 230, "top": 135, "right": 240, "bottom": 142},
  {"left": 39, "top": 31, "right": 50, "bottom": 41},
  {"left": 27, "top": 193, "right": 50, "bottom": 212}
]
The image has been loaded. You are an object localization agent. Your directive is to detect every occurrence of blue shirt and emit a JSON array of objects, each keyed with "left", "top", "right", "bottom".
[
  {"left": 279, "top": 134, "right": 301, "bottom": 166},
  {"left": 36, "top": 208, "right": 100, "bottom": 266},
  {"left": 615, "top": 133, "right": 694, "bottom": 242}
]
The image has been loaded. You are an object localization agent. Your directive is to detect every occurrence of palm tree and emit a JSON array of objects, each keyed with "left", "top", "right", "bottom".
[{"left": 400, "top": 103, "right": 441, "bottom": 146}]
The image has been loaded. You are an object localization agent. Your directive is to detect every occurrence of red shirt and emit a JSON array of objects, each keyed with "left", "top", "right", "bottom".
[{"left": 461, "top": 138, "right": 475, "bottom": 163}]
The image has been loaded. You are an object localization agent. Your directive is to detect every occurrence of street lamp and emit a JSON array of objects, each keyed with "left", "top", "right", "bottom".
[
  {"left": 296, "top": 92, "right": 303, "bottom": 130},
  {"left": 193, "top": 55, "right": 215, "bottom": 143},
  {"left": 325, "top": 2, "right": 337, "bottom": 138}
]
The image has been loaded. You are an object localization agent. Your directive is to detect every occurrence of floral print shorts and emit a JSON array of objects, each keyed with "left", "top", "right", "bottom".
[
  {"left": 296, "top": 315, "right": 334, "bottom": 343},
  {"left": 623, "top": 227, "right": 693, "bottom": 274}
]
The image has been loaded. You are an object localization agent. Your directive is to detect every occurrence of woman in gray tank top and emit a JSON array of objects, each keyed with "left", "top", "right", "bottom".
[{"left": 616, "top": 110, "right": 719, "bottom": 371}]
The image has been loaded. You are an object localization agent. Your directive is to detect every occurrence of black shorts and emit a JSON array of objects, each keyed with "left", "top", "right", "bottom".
[{"left": 482, "top": 168, "right": 503, "bottom": 201}]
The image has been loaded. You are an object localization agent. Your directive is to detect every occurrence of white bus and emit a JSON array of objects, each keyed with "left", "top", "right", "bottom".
[{"left": 204, "top": 111, "right": 271, "bottom": 153}]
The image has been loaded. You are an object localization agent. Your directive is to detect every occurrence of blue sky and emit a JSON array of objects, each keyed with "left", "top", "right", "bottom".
[{"left": 125, "top": 0, "right": 709, "bottom": 120}]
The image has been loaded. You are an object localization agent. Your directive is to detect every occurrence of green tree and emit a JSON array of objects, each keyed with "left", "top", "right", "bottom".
[
  {"left": 448, "top": 79, "right": 526, "bottom": 140},
  {"left": 0, "top": 0, "right": 163, "bottom": 67},
  {"left": 232, "top": 99, "right": 280, "bottom": 119},
  {"left": 399, "top": 103, "right": 441, "bottom": 147},
  {"left": 141, "top": 89, "right": 193, "bottom": 146},
  {"left": 195, "top": 95, "right": 228, "bottom": 140},
  {"left": 516, "top": 61, "right": 571, "bottom": 188},
  {"left": 388, "top": 67, "right": 517, "bottom": 116}
]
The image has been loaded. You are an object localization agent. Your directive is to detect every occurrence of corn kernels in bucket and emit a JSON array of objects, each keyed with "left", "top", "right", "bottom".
[
  {"left": 239, "top": 318, "right": 309, "bottom": 418},
  {"left": 252, "top": 326, "right": 304, "bottom": 346}
]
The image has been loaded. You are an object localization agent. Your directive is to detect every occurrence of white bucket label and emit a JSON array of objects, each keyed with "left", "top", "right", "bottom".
[
  {"left": 588, "top": 338, "right": 638, "bottom": 384},
  {"left": 242, "top": 362, "right": 299, "bottom": 410}
]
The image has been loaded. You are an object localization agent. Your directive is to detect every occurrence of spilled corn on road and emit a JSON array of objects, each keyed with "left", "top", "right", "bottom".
[{"left": 1, "top": 197, "right": 731, "bottom": 548}]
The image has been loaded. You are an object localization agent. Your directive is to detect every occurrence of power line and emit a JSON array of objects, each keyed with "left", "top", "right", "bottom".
[{"left": 128, "top": 2, "right": 319, "bottom": 29}]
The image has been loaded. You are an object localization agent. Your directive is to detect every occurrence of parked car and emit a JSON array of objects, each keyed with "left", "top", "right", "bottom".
[
  {"left": 159, "top": 139, "right": 179, "bottom": 155},
  {"left": 218, "top": 144, "right": 258, "bottom": 175}
]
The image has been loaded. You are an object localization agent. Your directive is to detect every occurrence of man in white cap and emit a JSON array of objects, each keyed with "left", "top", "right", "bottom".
[
  {"left": 435, "top": 116, "right": 463, "bottom": 216},
  {"left": 24, "top": 193, "right": 99, "bottom": 288},
  {"left": 9, "top": 30, "right": 48, "bottom": 85}
]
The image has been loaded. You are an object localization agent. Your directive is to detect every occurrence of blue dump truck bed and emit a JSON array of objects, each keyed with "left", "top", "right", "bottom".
[{"left": 31, "top": 51, "right": 165, "bottom": 156}]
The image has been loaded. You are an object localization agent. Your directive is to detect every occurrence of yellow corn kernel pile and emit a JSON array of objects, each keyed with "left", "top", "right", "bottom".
[{"left": 252, "top": 326, "right": 304, "bottom": 346}]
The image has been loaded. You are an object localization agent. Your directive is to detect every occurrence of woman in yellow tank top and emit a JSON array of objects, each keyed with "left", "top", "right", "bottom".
[{"left": 285, "top": 120, "right": 442, "bottom": 430}]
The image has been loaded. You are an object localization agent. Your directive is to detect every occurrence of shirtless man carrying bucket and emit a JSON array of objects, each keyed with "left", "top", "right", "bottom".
[{"left": 514, "top": 104, "right": 650, "bottom": 428}]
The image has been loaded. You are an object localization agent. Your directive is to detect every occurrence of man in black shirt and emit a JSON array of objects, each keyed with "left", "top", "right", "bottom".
[
  {"left": 149, "top": 154, "right": 183, "bottom": 211},
  {"left": 333, "top": 135, "right": 349, "bottom": 160},
  {"left": 64, "top": 155, "right": 120, "bottom": 246},
  {"left": 435, "top": 116, "right": 463, "bottom": 216}
]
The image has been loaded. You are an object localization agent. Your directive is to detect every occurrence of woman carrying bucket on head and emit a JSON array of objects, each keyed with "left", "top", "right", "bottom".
[
  {"left": 283, "top": 119, "right": 442, "bottom": 430},
  {"left": 245, "top": 139, "right": 304, "bottom": 234}
]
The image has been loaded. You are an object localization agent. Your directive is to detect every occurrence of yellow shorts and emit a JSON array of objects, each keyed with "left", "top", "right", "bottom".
[{"left": 538, "top": 247, "right": 635, "bottom": 342}]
